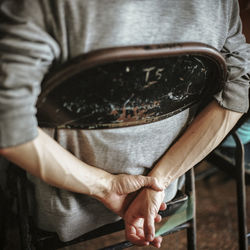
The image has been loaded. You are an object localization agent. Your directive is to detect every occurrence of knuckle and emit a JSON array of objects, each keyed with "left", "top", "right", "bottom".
[
  {"left": 151, "top": 176, "right": 157, "bottom": 184},
  {"left": 136, "top": 175, "right": 145, "bottom": 186}
]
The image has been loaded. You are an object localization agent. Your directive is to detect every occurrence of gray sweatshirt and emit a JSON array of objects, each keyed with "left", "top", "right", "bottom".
[{"left": 0, "top": 0, "right": 249, "bottom": 241}]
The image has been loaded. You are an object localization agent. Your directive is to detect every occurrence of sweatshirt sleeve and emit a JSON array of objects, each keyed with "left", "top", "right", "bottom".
[
  {"left": 214, "top": 0, "right": 250, "bottom": 113},
  {"left": 0, "top": 0, "right": 60, "bottom": 148}
]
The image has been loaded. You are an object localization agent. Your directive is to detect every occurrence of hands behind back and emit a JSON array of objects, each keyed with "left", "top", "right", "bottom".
[
  {"left": 124, "top": 188, "right": 166, "bottom": 248},
  {"left": 99, "top": 174, "right": 164, "bottom": 217}
]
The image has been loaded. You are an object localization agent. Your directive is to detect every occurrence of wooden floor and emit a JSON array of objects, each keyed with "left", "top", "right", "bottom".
[{"left": 3, "top": 161, "right": 250, "bottom": 250}]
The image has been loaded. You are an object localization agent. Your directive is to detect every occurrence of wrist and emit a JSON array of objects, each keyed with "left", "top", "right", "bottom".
[
  {"left": 149, "top": 163, "right": 174, "bottom": 189},
  {"left": 91, "top": 171, "right": 114, "bottom": 201}
]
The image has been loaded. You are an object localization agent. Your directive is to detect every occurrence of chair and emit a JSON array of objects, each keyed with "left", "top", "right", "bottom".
[
  {"left": 12, "top": 166, "right": 195, "bottom": 250},
  {"left": 8, "top": 42, "right": 226, "bottom": 250},
  {"left": 0, "top": 186, "right": 6, "bottom": 249},
  {"left": 205, "top": 109, "right": 250, "bottom": 250}
]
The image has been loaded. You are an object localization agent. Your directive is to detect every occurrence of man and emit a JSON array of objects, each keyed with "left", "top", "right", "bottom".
[{"left": 0, "top": 0, "right": 249, "bottom": 248}]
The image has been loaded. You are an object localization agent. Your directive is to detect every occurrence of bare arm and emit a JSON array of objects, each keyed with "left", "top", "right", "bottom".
[
  {"left": 0, "top": 128, "right": 112, "bottom": 197},
  {"left": 149, "top": 100, "right": 242, "bottom": 187},
  {"left": 0, "top": 128, "right": 163, "bottom": 216},
  {"left": 124, "top": 100, "right": 243, "bottom": 247}
]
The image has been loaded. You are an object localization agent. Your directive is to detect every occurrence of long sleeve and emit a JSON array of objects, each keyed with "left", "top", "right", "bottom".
[
  {"left": 0, "top": 0, "right": 60, "bottom": 148},
  {"left": 214, "top": 0, "right": 250, "bottom": 113}
]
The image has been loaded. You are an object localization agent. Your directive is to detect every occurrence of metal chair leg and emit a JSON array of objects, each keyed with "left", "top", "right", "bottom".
[
  {"left": 16, "top": 172, "right": 33, "bottom": 250},
  {"left": 0, "top": 187, "right": 6, "bottom": 249},
  {"left": 232, "top": 132, "right": 248, "bottom": 250},
  {"left": 236, "top": 179, "right": 248, "bottom": 250},
  {"left": 185, "top": 168, "right": 196, "bottom": 250}
]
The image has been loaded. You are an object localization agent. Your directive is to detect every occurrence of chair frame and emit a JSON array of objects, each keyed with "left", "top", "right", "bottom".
[
  {"left": 36, "top": 42, "right": 226, "bottom": 130},
  {"left": 206, "top": 111, "right": 250, "bottom": 250},
  {"left": 13, "top": 166, "right": 196, "bottom": 250},
  {"left": 0, "top": 187, "right": 6, "bottom": 249},
  {"left": 7, "top": 42, "right": 227, "bottom": 250}
]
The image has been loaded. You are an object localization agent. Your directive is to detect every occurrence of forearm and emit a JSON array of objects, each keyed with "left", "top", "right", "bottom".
[
  {"left": 149, "top": 100, "right": 243, "bottom": 187},
  {"left": 0, "top": 128, "right": 112, "bottom": 199}
]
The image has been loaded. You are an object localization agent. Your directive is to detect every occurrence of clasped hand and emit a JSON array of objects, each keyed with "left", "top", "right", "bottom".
[
  {"left": 124, "top": 188, "right": 166, "bottom": 248},
  {"left": 100, "top": 174, "right": 164, "bottom": 216},
  {"left": 100, "top": 174, "right": 166, "bottom": 248}
]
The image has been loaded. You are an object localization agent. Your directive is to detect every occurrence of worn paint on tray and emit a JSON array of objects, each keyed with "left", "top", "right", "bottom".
[{"left": 37, "top": 55, "right": 223, "bottom": 129}]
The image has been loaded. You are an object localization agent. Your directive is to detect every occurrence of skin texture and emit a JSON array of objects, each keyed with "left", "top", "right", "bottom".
[
  {"left": 0, "top": 0, "right": 248, "bottom": 246},
  {"left": 124, "top": 100, "right": 242, "bottom": 247},
  {"left": 0, "top": 128, "right": 164, "bottom": 216},
  {"left": 0, "top": 100, "right": 243, "bottom": 248},
  {"left": 0, "top": 101, "right": 243, "bottom": 248}
]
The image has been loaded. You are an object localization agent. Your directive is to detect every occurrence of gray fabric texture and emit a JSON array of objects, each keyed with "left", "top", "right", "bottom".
[
  {"left": 0, "top": 0, "right": 249, "bottom": 148},
  {"left": 0, "top": 0, "right": 250, "bottom": 241},
  {"left": 28, "top": 112, "right": 189, "bottom": 241}
]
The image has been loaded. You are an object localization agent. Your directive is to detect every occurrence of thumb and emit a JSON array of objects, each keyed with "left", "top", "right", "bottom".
[
  {"left": 144, "top": 213, "right": 155, "bottom": 242},
  {"left": 140, "top": 176, "right": 164, "bottom": 191}
]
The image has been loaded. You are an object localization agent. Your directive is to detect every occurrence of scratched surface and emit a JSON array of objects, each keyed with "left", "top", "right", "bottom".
[{"left": 37, "top": 55, "right": 223, "bottom": 129}]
